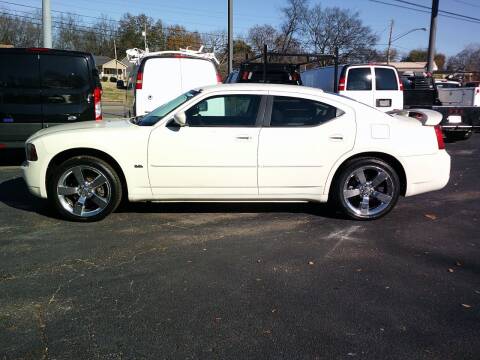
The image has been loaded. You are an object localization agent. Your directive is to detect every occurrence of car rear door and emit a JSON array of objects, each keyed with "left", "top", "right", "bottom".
[
  {"left": 373, "top": 66, "right": 403, "bottom": 111},
  {"left": 40, "top": 54, "right": 94, "bottom": 127},
  {"left": 258, "top": 93, "right": 356, "bottom": 196},
  {"left": 341, "top": 66, "right": 374, "bottom": 107},
  {"left": 0, "top": 51, "right": 42, "bottom": 147}
]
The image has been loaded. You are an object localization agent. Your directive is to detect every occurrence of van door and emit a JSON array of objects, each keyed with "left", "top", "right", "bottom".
[
  {"left": 373, "top": 66, "right": 403, "bottom": 111},
  {"left": 0, "top": 52, "right": 42, "bottom": 147},
  {"left": 180, "top": 58, "right": 218, "bottom": 92},
  {"left": 141, "top": 58, "right": 182, "bottom": 114},
  {"left": 341, "top": 66, "right": 374, "bottom": 107},
  {"left": 40, "top": 54, "right": 94, "bottom": 127}
]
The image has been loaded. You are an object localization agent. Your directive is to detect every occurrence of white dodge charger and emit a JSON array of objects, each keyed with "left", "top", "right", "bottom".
[{"left": 22, "top": 84, "right": 450, "bottom": 221}]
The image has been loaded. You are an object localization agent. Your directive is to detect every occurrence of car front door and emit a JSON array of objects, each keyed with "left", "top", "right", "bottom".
[
  {"left": 258, "top": 94, "right": 355, "bottom": 196},
  {"left": 148, "top": 92, "right": 266, "bottom": 197}
]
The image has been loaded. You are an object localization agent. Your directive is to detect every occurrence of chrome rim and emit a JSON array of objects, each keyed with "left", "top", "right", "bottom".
[
  {"left": 57, "top": 165, "right": 111, "bottom": 218},
  {"left": 342, "top": 165, "right": 395, "bottom": 217}
]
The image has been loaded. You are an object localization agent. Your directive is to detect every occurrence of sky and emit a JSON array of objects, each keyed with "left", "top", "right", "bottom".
[{"left": 12, "top": 0, "right": 480, "bottom": 56}]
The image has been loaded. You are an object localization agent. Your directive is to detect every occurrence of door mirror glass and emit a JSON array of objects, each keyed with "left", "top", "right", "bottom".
[
  {"left": 173, "top": 111, "right": 187, "bottom": 126},
  {"left": 198, "top": 101, "right": 208, "bottom": 112}
]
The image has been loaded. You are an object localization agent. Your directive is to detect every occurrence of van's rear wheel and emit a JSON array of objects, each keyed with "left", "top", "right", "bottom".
[
  {"left": 332, "top": 158, "right": 400, "bottom": 220},
  {"left": 48, "top": 156, "right": 122, "bottom": 222}
]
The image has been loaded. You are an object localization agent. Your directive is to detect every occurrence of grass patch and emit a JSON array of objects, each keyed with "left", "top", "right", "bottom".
[{"left": 101, "top": 81, "right": 126, "bottom": 102}]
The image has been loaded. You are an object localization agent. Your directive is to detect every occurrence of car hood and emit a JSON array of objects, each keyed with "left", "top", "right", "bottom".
[{"left": 27, "top": 118, "right": 133, "bottom": 142}]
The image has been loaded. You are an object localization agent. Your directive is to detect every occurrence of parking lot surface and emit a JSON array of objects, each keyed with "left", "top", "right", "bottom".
[{"left": 1, "top": 137, "right": 479, "bottom": 359}]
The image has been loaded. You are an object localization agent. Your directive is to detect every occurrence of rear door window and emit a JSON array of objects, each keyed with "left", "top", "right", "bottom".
[
  {"left": 270, "top": 96, "right": 342, "bottom": 127},
  {"left": 346, "top": 68, "right": 372, "bottom": 91},
  {"left": 0, "top": 54, "right": 40, "bottom": 89},
  {"left": 375, "top": 68, "right": 399, "bottom": 90},
  {"left": 40, "top": 55, "right": 89, "bottom": 89}
]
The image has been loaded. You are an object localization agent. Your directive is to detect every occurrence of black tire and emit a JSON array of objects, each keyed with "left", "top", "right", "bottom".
[
  {"left": 445, "top": 131, "right": 472, "bottom": 142},
  {"left": 47, "top": 156, "right": 123, "bottom": 222},
  {"left": 331, "top": 157, "right": 401, "bottom": 220}
]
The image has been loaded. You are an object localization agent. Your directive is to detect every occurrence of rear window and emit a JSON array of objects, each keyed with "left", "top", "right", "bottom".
[
  {"left": 41, "top": 55, "right": 89, "bottom": 89},
  {"left": 0, "top": 54, "right": 39, "bottom": 88},
  {"left": 375, "top": 68, "right": 398, "bottom": 90},
  {"left": 347, "top": 68, "right": 372, "bottom": 91}
]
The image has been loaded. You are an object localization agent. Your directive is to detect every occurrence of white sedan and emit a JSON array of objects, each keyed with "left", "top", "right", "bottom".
[{"left": 22, "top": 84, "right": 450, "bottom": 221}]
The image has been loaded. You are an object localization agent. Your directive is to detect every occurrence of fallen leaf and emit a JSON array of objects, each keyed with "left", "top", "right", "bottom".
[
  {"left": 356, "top": 268, "right": 363, "bottom": 272},
  {"left": 448, "top": 268, "right": 454, "bottom": 273},
  {"left": 271, "top": 309, "right": 277, "bottom": 313},
  {"left": 456, "top": 261, "right": 463, "bottom": 267},
  {"left": 461, "top": 304, "right": 472, "bottom": 309},
  {"left": 425, "top": 214, "right": 437, "bottom": 220},
  {"left": 308, "top": 261, "right": 315, "bottom": 265}
]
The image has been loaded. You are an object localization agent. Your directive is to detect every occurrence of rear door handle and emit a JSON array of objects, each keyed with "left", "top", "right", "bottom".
[{"left": 235, "top": 135, "right": 252, "bottom": 140}]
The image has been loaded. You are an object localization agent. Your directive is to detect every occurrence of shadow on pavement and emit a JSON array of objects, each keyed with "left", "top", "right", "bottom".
[{"left": 0, "top": 175, "right": 343, "bottom": 220}]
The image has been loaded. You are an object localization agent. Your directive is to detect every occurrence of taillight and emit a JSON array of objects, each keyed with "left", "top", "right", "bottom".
[
  {"left": 94, "top": 87, "right": 102, "bottom": 121},
  {"left": 399, "top": 82, "right": 404, "bottom": 91},
  {"left": 241, "top": 71, "right": 249, "bottom": 81},
  {"left": 338, "top": 77, "right": 346, "bottom": 91},
  {"left": 434, "top": 125, "right": 445, "bottom": 150},
  {"left": 216, "top": 73, "right": 223, "bottom": 84},
  {"left": 292, "top": 72, "right": 300, "bottom": 81},
  {"left": 136, "top": 71, "right": 143, "bottom": 90}
]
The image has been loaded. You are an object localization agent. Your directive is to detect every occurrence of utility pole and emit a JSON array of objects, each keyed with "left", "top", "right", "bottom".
[
  {"left": 142, "top": 23, "right": 149, "bottom": 53},
  {"left": 386, "top": 19, "right": 394, "bottom": 64},
  {"left": 427, "top": 0, "right": 439, "bottom": 73},
  {"left": 114, "top": 39, "right": 118, "bottom": 80},
  {"left": 227, "top": 0, "right": 233, "bottom": 74},
  {"left": 42, "top": 0, "right": 52, "bottom": 48}
]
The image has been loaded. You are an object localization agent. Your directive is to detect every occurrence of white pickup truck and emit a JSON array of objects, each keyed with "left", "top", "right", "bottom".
[{"left": 437, "top": 84, "right": 480, "bottom": 107}]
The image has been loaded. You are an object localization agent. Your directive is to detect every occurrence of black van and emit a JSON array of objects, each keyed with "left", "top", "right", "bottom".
[{"left": 0, "top": 48, "right": 102, "bottom": 149}]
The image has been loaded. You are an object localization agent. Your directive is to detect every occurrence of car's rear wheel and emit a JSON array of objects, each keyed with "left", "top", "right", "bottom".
[
  {"left": 48, "top": 156, "right": 122, "bottom": 221},
  {"left": 332, "top": 158, "right": 400, "bottom": 220}
]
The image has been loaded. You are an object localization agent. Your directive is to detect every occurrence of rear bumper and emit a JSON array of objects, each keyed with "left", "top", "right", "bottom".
[{"left": 401, "top": 150, "right": 450, "bottom": 197}]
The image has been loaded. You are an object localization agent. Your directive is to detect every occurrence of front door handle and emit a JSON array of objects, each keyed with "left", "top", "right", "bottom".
[
  {"left": 235, "top": 135, "right": 252, "bottom": 140},
  {"left": 329, "top": 134, "right": 344, "bottom": 141}
]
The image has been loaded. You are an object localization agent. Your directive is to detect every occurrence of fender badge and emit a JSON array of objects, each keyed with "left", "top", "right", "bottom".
[{"left": 134, "top": 164, "right": 143, "bottom": 168}]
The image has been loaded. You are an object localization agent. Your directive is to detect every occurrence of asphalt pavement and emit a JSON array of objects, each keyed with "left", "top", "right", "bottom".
[{"left": 0, "top": 136, "right": 479, "bottom": 359}]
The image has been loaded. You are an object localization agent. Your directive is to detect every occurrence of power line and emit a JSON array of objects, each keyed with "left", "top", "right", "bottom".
[
  {"left": 450, "top": 0, "right": 480, "bottom": 8},
  {"left": 368, "top": 0, "right": 480, "bottom": 24},
  {"left": 390, "top": 0, "right": 480, "bottom": 23}
]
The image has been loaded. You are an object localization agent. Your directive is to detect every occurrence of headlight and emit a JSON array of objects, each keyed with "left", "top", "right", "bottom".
[{"left": 26, "top": 143, "right": 38, "bottom": 161}]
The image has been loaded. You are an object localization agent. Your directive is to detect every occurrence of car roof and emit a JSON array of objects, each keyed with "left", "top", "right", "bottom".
[{"left": 199, "top": 83, "right": 324, "bottom": 95}]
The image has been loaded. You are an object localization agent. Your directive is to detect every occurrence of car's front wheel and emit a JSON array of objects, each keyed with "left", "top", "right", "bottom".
[
  {"left": 48, "top": 156, "right": 122, "bottom": 221},
  {"left": 332, "top": 158, "right": 400, "bottom": 220}
]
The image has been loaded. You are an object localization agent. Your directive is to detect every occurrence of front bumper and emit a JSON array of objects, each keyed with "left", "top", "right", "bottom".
[
  {"left": 401, "top": 150, "right": 451, "bottom": 197},
  {"left": 21, "top": 160, "right": 47, "bottom": 199}
]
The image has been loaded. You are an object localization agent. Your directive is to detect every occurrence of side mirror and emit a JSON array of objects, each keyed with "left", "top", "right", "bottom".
[
  {"left": 173, "top": 111, "right": 187, "bottom": 127},
  {"left": 116, "top": 80, "right": 126, "bottom": 90}
]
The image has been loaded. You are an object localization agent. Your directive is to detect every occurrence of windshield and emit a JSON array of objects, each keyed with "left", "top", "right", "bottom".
[{"left": 137, "top": 90, "right": 200, "bottom": 126}]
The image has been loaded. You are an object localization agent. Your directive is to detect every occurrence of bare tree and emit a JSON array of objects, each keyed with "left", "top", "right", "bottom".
[
  {"left": 301, "top": 5, "right": 378, "bottom": 62},
  {"left": 278, "top": 0, "right": 308, "bottom": 53},
  {"left": 247, "top": 24, "right": 280, "bottom": 53},
  {"left": 447, "top": 44, "right": 480, "bottom": 72},
  {"left": 0, "top": 9, "right": 41, "bottom": 47}
]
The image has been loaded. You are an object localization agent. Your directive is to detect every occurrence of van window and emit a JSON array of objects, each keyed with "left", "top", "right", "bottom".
[
  {"left": 186, "top": 95, "right": 261, "bottom": 127},
  {"left": 0, "top": 54, "right": 39, "bottom": 88},
  {"left": 347, "top": 68, "right": 372, "bottom": 91},
  {"left": 41, "top": 56, "right": 89, "bottom": 89},
  {"left": 375, "top": 68, "right": 398, "bottom": 90},
  {"left": 270, "top": 96, "right": 341, "bottom": 127}
]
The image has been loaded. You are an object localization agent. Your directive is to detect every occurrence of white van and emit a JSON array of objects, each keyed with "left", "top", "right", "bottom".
[
  {"left": 301, "top": 64, "right": 404, "bottom": 112},
  {"left": 125, "top": 50, "right": 221, "bottom": 117}
]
